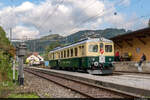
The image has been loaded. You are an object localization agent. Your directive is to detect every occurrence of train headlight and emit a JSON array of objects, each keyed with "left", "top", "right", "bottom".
[
  {"left": 92, "top": 58, "right": 95, "bottom": 61},
  {"left": 109, "top": 58, "right": 112, "bottom": 61},
  {"left": 94, "top": 62, "right": 98, "bottom": 66}
]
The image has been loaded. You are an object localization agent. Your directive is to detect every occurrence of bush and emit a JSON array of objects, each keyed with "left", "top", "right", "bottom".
[{"left": 0, "top": 51, "right": 12, "bottom": 81}]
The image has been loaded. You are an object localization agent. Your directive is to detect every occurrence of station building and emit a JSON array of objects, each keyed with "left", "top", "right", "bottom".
[{"left": 111, "top": 27, "right": 150, "bottom": 61}]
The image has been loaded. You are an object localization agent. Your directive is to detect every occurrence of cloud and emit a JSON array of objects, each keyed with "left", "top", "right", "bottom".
[
  {"left": 12, "top": 25, "right": 39, "bottom": 39},
  {"left": 0, "top": 0, "right": 145, "bottom": 39}
]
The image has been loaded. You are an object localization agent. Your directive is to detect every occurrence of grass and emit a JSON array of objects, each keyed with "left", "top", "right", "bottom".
[
  {"left": 8, "top": 93, "right": 39, "bottom": 98},
  {"left": 0, "top": 81, "right": 17, "bottom": 98}
]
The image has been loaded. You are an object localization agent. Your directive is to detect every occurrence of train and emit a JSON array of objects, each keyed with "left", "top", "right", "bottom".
[{"left": 48, "top": 37, "right": 115, "bottom": 74}]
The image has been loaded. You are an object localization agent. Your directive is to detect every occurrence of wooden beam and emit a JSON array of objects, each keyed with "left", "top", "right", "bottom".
[
  {"left": 114, "top": 42, "right": 122, "bottom": 48},
  {"left": 124, "top": 39, "right": 133, "bottom": 41},
  {"left": 123, "top": 39, "right": 133, "bottom": 47},
  {"left": 136, "top": 36, "right": 146, "bottom": 38},
  {"left": 138, "top": 38, "right": 146, "bottom": 45},
  {"left": 125, "top": 40, "right": 133, "bottom": 47}
]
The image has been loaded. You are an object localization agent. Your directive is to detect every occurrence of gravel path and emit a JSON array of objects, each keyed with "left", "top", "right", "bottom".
[{"left": 20, "top": 72, "right": 86, "bottom": 98}]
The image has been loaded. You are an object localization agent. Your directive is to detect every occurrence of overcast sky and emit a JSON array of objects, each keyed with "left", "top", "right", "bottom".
[{"left": 0, "top": 0, "right": 150, "bottom": 39}]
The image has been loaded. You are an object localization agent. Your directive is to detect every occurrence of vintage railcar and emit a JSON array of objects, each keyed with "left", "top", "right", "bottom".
[{"left": 48, "top": 37, "right": 114, "bottom": 74}]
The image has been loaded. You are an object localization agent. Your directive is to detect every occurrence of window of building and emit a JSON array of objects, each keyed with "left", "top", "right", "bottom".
[
  {"left": 67, "top": 49, "right": 69, "bottom": 57},
  {"left": 71, "top": 48, "right": 73, "bottom": 57},
  {"left": 88, "top": 44, "right": 98, "bottom": 52},
  {"left": 105, "top": 45, "right": 112, "bottom": 52},
  {"left": 75, "top": 48, "right": 78, "bottom": 56}
]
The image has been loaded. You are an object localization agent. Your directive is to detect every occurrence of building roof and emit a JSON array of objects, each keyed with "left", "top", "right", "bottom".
[
  {"left": 110, "top": 27, "right": 150, "bottom": 48},
  {"left": 110, "top": 27, "right": 150, "bottom": 40}
]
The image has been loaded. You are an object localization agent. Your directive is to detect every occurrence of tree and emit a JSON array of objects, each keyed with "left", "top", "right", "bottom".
[{"left": 0, "top": 26, "right": 15, "bottom": 81}]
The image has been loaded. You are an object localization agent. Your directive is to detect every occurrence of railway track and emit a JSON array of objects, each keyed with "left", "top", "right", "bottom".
[{"left": 24, "top": 68, "right": 140, "bottom": 98}]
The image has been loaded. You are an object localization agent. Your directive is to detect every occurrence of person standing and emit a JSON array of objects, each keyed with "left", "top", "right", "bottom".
[
  {"left": 115, "top": 51, "right": 120, "bottom": 61},
  {"left": 138, "top": 53, "right": 146, "bottom": 72}
]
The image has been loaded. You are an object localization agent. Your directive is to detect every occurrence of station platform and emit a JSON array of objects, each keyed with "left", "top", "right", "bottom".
[
  {"left": 27, "top": 67, "right": 150, "bottom": 97},
  {"left": 114, "top": 61, "right": 150, "bottom": 73}
]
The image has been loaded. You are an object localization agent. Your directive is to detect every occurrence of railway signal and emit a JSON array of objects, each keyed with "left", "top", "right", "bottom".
[{"left": 16, "top": 42, "right": 27, "bottom": 85}]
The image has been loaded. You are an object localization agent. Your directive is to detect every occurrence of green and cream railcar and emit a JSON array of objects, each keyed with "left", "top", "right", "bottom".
[{"left": 48, "top": 38, "right": 114, "bottom": 74}]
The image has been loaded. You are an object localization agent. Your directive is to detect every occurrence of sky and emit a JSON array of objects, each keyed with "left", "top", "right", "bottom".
[{"left": 0, "top": 0, "right": 150, "bottom": 39}]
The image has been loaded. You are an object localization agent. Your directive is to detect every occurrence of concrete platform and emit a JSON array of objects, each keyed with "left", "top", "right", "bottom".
[{"left": 27, "top": 67, "right": 150, "bottom": 97}]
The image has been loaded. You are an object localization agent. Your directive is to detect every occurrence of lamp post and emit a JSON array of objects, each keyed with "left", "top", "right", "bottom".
[{"left": 16, "top": 42, "right": 27, "bottom": 85}]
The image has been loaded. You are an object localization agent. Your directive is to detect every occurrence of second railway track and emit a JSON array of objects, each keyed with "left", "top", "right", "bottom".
[{"left": 24, "top": 67, "right": 140, "bottom": 98}]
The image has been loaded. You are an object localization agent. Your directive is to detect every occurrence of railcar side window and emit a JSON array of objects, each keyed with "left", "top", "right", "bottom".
[
  {"left": 67, "top": 49, "right": 69, "bottom": 57},
  {"left": 58, "top": 52, "right": 60, "bottom": 58},
  {"left": 64, "top": 50, "right": 66, "bottom": 58},
  {"left": 75, "top": 48, "right": 78, "bottom": 56},
  {"left": 105, "top": 45, "right": 112, "bottom": 52},
  {"left": 61, "top": 51, "right": 63, "bottom": 58},
  {"left": 88, "top": 45, "right": 98, "bottom": 52},
  {"left": 71, "top": 49, "right": 73, "bottom": 57},
  {"left": 53, "top": 53, "right": 54, "bottom": 59},
  {"left": 82, "top": 46, "right": 84, "bottom": 55}
]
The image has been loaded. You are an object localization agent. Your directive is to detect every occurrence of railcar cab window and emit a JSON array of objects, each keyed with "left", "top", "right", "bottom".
[
  {"left": 105, "top": 45, "right": 112, "bottom": 52},
  {"left": 100, "top": 43, "right": 104, "bottom": 49},
  {"left": 88, "top": 44, "right": 98, "bottom": 52}
]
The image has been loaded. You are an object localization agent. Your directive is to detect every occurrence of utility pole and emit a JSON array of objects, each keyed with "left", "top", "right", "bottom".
[
  {"left": 10, "top": 28, "right": 12, "bottom": 41},
  {"left": 13, "top": 59, "right": 15, "bottom": 83}
]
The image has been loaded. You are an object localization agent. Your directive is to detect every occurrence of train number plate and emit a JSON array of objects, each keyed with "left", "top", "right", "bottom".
[{"left": 99, "top": 55, "right": 105, "bottom": 63}]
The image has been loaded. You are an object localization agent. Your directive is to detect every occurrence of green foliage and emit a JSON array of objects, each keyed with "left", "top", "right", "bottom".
[
  {"left": 0, "top": 26, "right": 14, "bottom": 82},
  {"left": 0, "top": 51, "right": 12, "bottom": 81}
]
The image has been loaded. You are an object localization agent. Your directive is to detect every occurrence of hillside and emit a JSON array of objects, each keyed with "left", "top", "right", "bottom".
[
  {"left": 12, "top": 28, "right": 130, "bottom": 53},
  {"left": 62, "top": 28, "right": 129, "bottom": 44},
  {"left": 13, "top": 34, "right": 63, "bottom": 53}
]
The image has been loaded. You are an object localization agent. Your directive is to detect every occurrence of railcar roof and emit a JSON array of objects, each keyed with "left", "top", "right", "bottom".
[{"left": 50, "top": 37, "right": 113, "bottom": 53}]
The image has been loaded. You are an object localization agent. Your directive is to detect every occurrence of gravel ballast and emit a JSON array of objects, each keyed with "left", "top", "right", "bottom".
[{"left": 22, "top": 72, "right": 85, "bottom": 98}]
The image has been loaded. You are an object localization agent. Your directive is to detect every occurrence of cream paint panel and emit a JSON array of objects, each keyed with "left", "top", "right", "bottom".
[
  {"left": 50, "top": 40, "right": 114, "bottom": 60},
  {"left": 51, "top": 43, "right": 87, "bottom": 60},
  {"left": 86, "top": 42, "right": 114, "bottom": 56}
]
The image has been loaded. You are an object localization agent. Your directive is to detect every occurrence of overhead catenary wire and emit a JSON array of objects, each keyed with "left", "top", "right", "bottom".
[
  {"left": 37, "top": 0, "right": 64, "bottom": 35},
  {"left": 62, "top": 0, "right": 143, "bottom": 36},
  {"left": 60, "top": 0, "right": 129, "bottom": 36}
]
